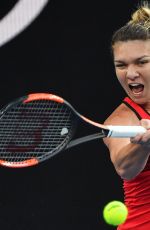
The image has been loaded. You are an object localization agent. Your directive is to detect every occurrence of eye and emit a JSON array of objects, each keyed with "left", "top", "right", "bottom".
[
  {"left": 138, "top": 59, "right": 150, "bottom": 65},
  {"left": 114, "top": 63, "right": 126, "bottom": 68}
]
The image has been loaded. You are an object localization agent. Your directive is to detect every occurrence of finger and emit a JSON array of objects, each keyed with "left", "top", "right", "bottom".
[
  {"left": 130, "top": 134, "right": 143, "bottom": 144},
  {"left": 131, "top": 130, "right": 150, "bottom": 146},
  {"left": 140, "top": 119, "right": 150, "bottom": 129}
]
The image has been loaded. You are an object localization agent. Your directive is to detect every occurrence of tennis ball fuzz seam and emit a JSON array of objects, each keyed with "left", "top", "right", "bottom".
[{"left": 103, "top": 200, "right": 128, "bottom": 226}]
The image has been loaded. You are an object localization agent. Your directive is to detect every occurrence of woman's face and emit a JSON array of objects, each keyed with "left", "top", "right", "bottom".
[{"left": 113, "top": 40, "right": 150, "bottom": 106}]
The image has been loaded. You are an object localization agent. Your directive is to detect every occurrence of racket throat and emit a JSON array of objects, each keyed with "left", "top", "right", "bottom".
[{"left": 66, "top": 131, "right": 108, "bottom": 149}]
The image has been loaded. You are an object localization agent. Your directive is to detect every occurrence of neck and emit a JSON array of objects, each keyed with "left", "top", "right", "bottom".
[{"left": 141, "top": 102, "right": 150, "bottom": 113}]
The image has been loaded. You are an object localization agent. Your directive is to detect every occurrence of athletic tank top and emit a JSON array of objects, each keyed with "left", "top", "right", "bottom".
[{"left": 117, "top": 97, "right": 150, "bottom": 230}]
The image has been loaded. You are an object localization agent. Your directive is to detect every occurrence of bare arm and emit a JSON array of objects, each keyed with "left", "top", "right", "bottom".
[{"left": 103, "top": 104, "right": 150, "bottom": 180}]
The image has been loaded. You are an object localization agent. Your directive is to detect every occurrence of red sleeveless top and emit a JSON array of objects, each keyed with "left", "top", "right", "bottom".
[{"left": 117, "top": 97, "right": 150, "bottom": 230}]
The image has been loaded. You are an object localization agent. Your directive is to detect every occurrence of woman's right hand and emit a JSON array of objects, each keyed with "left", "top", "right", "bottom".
[{"left": 130, "top": 119, "right": 150, "bottom": 148}]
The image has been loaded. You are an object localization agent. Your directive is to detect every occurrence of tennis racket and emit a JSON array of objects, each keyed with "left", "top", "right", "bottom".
[{"left": 0, "top": 93, "right": 146, "bottom": 168}]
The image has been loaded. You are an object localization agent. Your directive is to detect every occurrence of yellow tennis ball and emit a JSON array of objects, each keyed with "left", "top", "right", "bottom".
[{"left": 103, "top": 200, "right": 128, "bottom": 226}]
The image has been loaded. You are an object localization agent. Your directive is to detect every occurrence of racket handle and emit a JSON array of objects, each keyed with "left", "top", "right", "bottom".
[{"left": 107, "top": 126, "right": 146, "bottom": 138}]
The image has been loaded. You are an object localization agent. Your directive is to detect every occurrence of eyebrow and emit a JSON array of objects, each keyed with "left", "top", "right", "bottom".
[{"left": 114, "top": 56, "right": 150, "bottom": 63}]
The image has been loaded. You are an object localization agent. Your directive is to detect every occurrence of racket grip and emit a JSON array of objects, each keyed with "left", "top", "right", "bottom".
[{"left": 107, "top": 126, "right": 146, "bottom": 138}]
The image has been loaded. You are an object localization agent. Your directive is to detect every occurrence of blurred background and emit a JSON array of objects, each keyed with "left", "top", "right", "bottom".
[{"left": 0, "top": 1, "right": 138, "bottom": 229}]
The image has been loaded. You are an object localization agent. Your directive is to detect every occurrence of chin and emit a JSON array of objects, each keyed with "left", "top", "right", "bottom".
[
  {"left": 130, "top": 97, "right": 146, "bottom": 105},
  {"left": 127, "top": 93, "right": 144, "bottom": 104}
]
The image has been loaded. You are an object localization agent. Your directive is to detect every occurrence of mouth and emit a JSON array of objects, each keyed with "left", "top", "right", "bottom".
[{"left": 128, "top": 83, "right": 144, "bottom": 95}]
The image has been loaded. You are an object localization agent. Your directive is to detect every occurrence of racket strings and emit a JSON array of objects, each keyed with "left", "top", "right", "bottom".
[{"left": 0, "top": 100, "right": 76, "bottom": 163}]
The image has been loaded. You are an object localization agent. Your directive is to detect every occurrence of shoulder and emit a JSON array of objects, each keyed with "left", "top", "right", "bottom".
[{"left": 104, "top": 102, "right": 140, "bottom": 126}]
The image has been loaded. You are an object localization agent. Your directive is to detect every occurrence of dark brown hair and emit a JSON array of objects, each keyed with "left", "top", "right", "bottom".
[{"left": 111, "top": 1, "right": 150, "bottom": 48}]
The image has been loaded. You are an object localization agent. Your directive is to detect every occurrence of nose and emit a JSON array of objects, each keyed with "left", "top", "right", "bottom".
[{"left": 126, "top": 65, "right": 140, "bottom": 80}]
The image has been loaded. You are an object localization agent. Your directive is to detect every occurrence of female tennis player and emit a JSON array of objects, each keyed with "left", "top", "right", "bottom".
[{"left": 103, "top": 1, "right": 150, "bottom": 229}]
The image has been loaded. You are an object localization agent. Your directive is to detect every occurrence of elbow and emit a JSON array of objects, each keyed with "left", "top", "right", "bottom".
[
  {"left": 115, "top": 167, "right": 138, "bottom": 181},
  {"left": 112, "top": 157, "right": 140, "bottom": 180}
]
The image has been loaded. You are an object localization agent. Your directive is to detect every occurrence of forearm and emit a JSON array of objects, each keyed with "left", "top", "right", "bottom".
[{"left": 112, "top": 143, "right": 150, "bottom": 180}]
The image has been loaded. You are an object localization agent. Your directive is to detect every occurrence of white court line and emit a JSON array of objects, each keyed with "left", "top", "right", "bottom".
[{"left": 0, "top": 0, "right": 49, "bottom": 47}]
